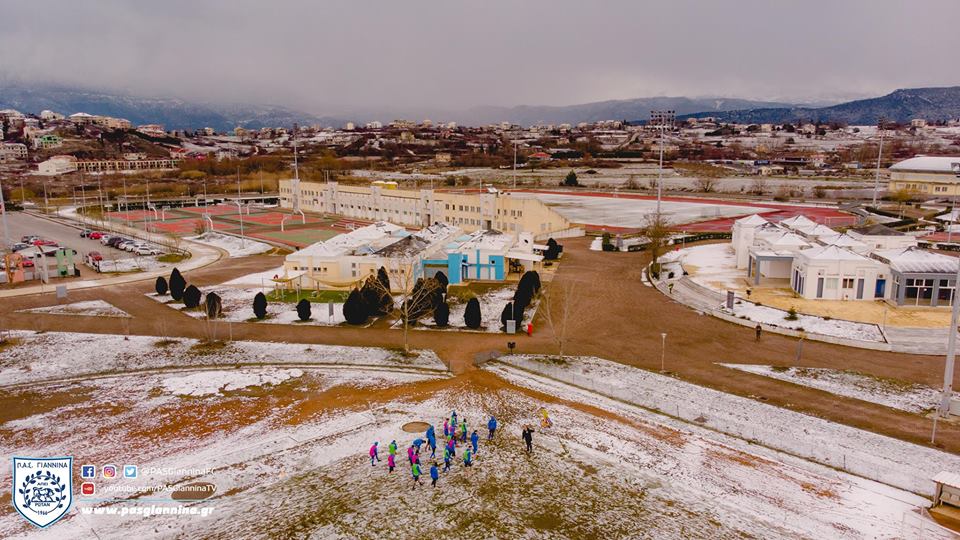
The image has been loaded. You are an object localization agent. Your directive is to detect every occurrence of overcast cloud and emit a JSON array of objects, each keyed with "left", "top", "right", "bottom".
[{"left": 1, "top": 0, "right": 958, "bottom": 115}]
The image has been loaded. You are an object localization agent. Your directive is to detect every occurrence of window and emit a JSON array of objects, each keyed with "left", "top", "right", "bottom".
[{"left": 842, "top": 278, "right": 854, "bottom": 289}]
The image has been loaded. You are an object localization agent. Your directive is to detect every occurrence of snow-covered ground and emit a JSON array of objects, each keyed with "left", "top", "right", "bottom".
[
  {"left": 96, "top": 255, "right": 168, "bottom": 273},
  {"left": 14, "top": 300, "right": 130, "bottom": 318},
  {"left": 719, "top": 364, "right": 940, "bottom": 414},
  {"left": 146, "top": 288, "right": 347, "bottom": 326},
  {"left": 681, "top": 242, "right": 744, "bottom": 290},
  {"left": 493, "top": 355, "right": 960, "bottom": 497},
  {"left": 186, "top": 232, "right": 272, "bottom": 257},
  {"left": 2, "top": 365, "right": 949, "bottom": 539},
  {"left": 0, "top": 331, "right": 448, "bottom": 387},
  {"left": 723, "top": 299, "right": 885, "bottom": 342},
  {"left": 519, "top": 192, "right": 773, "bottom": 227},
  {"left": 222, "top": 266, "right": 286, "bottom": 287}
]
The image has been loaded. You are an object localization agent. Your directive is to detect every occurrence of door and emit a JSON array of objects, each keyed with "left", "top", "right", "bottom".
[
  {"left": 875, "top": 279, "right": 886, "bottom": 298},
  {"left": 816, "top": 277, "right": 824, "bottom": 299},
  {"left": 856, "top": 279, "right": 864, "bottom": 300}
]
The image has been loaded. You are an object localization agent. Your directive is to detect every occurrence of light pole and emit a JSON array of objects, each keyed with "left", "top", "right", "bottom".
[
  {"left": 871, "top": 118, "right": 886, "bottom": 208},
  {"left": 650, "top": 110, "right": 675, "bottom": 217},
  {"left": 660, "top": 332, "right": 667, "bottom": 372},
  {"left": 0, "top": 176, "right": 10, "bottom": 248},
  {"left": 236, "top": 167, "right": 246, "bottom": 248},
  {"left": 18, "top": 178, "right": 25, "bottom": 204},
  {"left": 42, "top": 179, "right": 48, "bottom": 211},
  {"left": 513, "top": 140, "right": 518, "bottom": 190},
  {"left": 940, "top": 162, "right": 960, "bottom": 419}
]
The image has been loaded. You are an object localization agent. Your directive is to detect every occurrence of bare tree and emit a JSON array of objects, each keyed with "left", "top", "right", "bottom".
[
  {"left": 388, "top": 257, "right": 443, "bottom": 354},
  {"left": 539, "top": 278, "right": 582, "bottom": 360},
  {"left": 641, "top": 212, "right": 672, "bottom": 269},
  {"left": 695, "top": 177, "right": 717, "bottom": 193}
]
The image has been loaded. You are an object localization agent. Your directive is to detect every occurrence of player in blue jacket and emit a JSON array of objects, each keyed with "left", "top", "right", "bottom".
[
  {"left": 487, "top": 416, "right": 497, "bottom": 439},
  {"left": 429, "top": 463, "right": 439, "bottom": 488}
]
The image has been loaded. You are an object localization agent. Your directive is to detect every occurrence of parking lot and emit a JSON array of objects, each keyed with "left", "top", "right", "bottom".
[{"left": 1, "top": 211, "right": 168, "bottom": 279}]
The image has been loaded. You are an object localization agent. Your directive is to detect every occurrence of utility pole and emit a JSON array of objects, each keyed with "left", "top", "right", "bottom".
[
  {"left": 122, "top": 175, "right": 128, "bottom": 213},
  {"left": 871, "top": 118, "right": 886, "bottom": 208},
  {"left": 0, "top": 176, "right": 10, "bottom": 248},
  {"left": 42, "top": 179, "right": 49, "bottom": 212},
  {"left": 941, "top": 163, "right": 960, "bottom": 420},
  {"left": 650, "top": 110, "right": 675, "bottom": 218},
  {"left": 513, "top": 140, "right": 518, "bottom": 190},
  {"left": 18, "top": 178, "right": 25, "bottom": 204},
  {"left": 237, "top": 166, "right": 245, "bottom": 248}
]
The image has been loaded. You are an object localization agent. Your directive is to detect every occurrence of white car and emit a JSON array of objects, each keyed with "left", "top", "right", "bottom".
[
  {"left": 99, "top": 235, "right": 114, "bottom": 245},
  {"left": 123, "top": 242, "right": 142, "bottom": 252},
  {"left": 135, "top": 246, "right": 161, "bottom": 256}
]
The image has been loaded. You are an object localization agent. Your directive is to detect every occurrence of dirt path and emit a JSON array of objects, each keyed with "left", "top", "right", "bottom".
[{"left": 3, "top": 242, "right": 960, "bottom": 454}]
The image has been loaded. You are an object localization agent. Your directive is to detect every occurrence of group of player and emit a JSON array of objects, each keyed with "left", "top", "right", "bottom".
[{"left": 368, "top": 411, "right": 500, "bottom": 489}]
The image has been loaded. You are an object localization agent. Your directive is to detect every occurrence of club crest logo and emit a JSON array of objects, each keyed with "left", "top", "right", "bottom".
[{"left": 12, "top": 457, "right": 72, "bottom": 528}]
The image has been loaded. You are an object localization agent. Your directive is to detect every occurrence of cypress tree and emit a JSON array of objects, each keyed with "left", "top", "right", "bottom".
[
  {"left": 343, "top": 288, "right": 368, "bottom": 325},
  {"left": 155, "top": 276, "right": 168, "bottom": 296},
  {"left": 500, "top": 302, "right": 513, "bottom": 330},
  {"left": 169, "top": 268, "right": 186, "bottom": 301},
  {"left": 253, "top": 292, "right": 267, "bottom": 319},
  {"left": 296, "top": 298, "right": 311, "bottom": 321},
  {"left": 183, "top": 285, "right": 201, "bottom": 309},
  {"left": 434, "top": 301, "right": 450, "bottom": 327},
  {"left": 464, "top": 297, "right": 481, "bottom": 329},
  {"left": 205, "top": 292, "right": 222, "bottom": 319}
]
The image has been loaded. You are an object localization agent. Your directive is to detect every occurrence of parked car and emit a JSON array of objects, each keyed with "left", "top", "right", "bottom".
[
  {"left": 20, "top": 235, "right": 38, "bottom": 243},
  {"left": 135, "top": 246, "right": 161, "bottom": 256},
  {"left": 124, "top": 241, "right": 142, "bottom": 252},
  {"left": 99, "top": 234, "right": 114, "bottom": 245},
  {"left": 89, "top": 231, "right": 105, "bottom": 240},
  {"left": 107, "top": 237, "right": 126, "bottom": 248},
  {"left": 80, "top": 229, "right": 92, "bottom": 238},
  {"left": 11, "top": 242, "right": 30, "bottom": 252},
  {"left": 118, "top": 240, "right": 136, "bottom": 251},
  {"left": 32, "top": 239, "right": 57, "bottom": 247}
]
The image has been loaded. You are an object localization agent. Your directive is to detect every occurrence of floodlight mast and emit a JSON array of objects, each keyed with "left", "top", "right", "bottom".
[
  {"left": 650, "top": 110, "right": 675, "bottom": 218},
  {"left": 941, "top": 162, "right": 960, "bottom": 418}
]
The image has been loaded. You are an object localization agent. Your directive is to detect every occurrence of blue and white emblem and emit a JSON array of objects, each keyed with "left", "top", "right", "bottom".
[{"left": 12, "top": 457, "right": 73, "bottom": 528}]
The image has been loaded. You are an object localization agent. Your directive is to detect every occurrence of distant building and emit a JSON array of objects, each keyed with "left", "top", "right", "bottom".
[
  {"left": 38, "top": 155, "right": 79, "bottom": 175},
  {"left": 0, "top": 142, "right": 28, "bottom": 161},
  {"left": 888, "top": 156, "right": 960, "bottom": 196},
  {"left": 32, "top": 134, "right": 63, "bottom": 150},
  {"left": 137, "top": 124, "right": 166, "bottom": 137},
  {"left": 911, "top": 118, "right": 928, "bottom": 128},
  {"left": 40, "top": 110, "right": 64, "bottom": 121},
  {"left": 74, "top": 157, "right": 181, "bottom": 173},
  {"left": 344, "top": 122, "right": 355, "bottom": 131}
]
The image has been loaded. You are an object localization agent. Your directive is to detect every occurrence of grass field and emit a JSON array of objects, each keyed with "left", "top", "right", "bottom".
[
  {"left": 251, "top": 229, "right": 340, "bottom": 247},
  {"left": 266, "top": 289, "right": 349, "bottom": 303}
]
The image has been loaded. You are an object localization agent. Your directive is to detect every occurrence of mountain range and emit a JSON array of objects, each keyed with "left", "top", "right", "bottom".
[
  {"left": 1, "top": 82, "right": 959, "bottom": 130},
  {"left": 679, "top": 87, "right": 960, "bottom": 125},
  {"left": 0, "top": 83, "right": 341, "bottom": 132}
]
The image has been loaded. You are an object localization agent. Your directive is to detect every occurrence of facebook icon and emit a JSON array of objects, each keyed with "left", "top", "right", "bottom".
[{"left": 81, "top": 464, "right": 96, "bottom": 479}]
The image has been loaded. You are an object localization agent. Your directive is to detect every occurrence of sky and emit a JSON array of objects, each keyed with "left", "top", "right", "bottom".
[{"left": 1, "top": 0, "right": 959, "bottom": 115}]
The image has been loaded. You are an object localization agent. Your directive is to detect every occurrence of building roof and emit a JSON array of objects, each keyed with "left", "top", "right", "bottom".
[
  {"left": 798, "top": 223, "right": 838, "bottom": 237},
  {"left": 290, "top": 221, "right": 405, "bottom": 259},
  {"left": 889, "top": 156, "right": 960, "bottom": 174},
  {"left": 873, "top": 246, "right": 959, "bottom": 274},
  {"left": 799, "top": 245, "right": 873, "bottom": 262},
  {"left": 766, "top": 232, "right": 810, "bottom": 249},
  {"left": 849, "top": 224, "right": 905, "bottom": 236},
  {"left": 819, "top": 233, "right": 868, "bottom": 250},
  {"left": 778, "top": 215, "right": 818, "bottom": 230},
  {"left": 934, "top": 471, "right": 960, "bottom": 490},
  {"left": 454, "top": 228, "right": 514, "bottom": 252},
  {"left": 735, "top": 214, "right": 769, "bottom": 226}
]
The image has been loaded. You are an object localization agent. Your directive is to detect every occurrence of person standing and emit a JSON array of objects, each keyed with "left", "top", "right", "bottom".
[
  {"left": 522, "top": 426, "right": 534, "bottom": 453},
  {"left": 446, "top": 435, "right": 456, "bottom": 458},
  {"left": 411, "top": 461, "right": 423, "bottom": 489},
  {"left": 387, "top": 452, "right": 395, "bottom": 473},
  {"left": 369, "top": 442, "right": 380, "bottom": 466},
  {"left": 487, "top": 415, "right": 497, "bottom": 440},
  {"left": 463, "top": 447, "right": 473, "bottom": 467},
  {"left": 407, "top": 444, "right": 415, "bottom": 465},
  {"left": 460, "top": 420, "right": 468, "bottom": 443},
  {"left": 470, "top": 430, "right": 479, "bottom": 454},
  {"left": 755, "top": 324, "right": 762, "bottom": 341},
  {"left": 388, "top": 440, "right": 397, "bottom": 457},
  {"left": 443, "top": 419, "right": 450, "bottom": 438},
  {"left": 451, "top": 411, "right": 458, "bottom": 429},
  {"left": 429, "top": 463, "right": 439, "bottom": 488},
  {"left": 443, "top": 447, "right": 452, "bottom": 472}
]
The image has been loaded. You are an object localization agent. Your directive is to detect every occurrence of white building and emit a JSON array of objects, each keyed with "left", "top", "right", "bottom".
[
  {"left": 38, "top": 155, "right": 78, "bottom": 175},
  {"left": 0, "top": 142, "right": 28, "bottom": 161},
  {"left": 40, "top": 110, "right": 64, "bottom": 121},
  {"left": 790, "top": 245, "right": 885, "bottom": 301}
]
